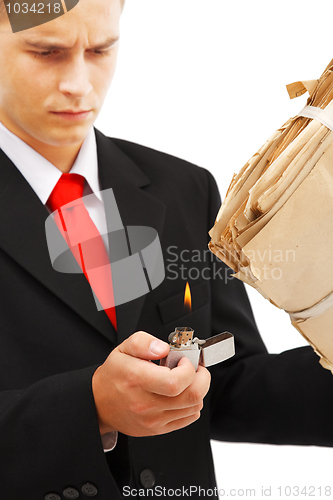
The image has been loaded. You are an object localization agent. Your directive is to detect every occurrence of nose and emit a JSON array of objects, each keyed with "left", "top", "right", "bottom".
[{"left": 58, "top": 54, "right": 93, "bottom": 98}]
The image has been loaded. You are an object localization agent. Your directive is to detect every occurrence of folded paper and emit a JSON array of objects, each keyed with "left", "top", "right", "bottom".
[{"left": 209, "top": 57, "right": 333, "bottom": 372}]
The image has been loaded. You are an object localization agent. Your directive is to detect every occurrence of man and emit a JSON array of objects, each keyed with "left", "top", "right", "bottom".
[{"left": 0, "top": 1, "right": 333, "bottom": 499}]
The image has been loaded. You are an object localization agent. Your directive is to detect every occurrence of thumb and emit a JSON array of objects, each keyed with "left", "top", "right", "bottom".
[{"left": 118, "top": 331, "right": 170, "bottom": 361}]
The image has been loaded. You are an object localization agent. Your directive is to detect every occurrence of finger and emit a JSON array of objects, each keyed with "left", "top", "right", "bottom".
[
  {"left": 151, "top": 365, "right": 211, "bottom": 410},
  {"left": 108, "top": 348, "right": 196, "bottom": 400},
  {"left": 142, "top": 403, "right": 204, "bottom": 435},
  {"left": 138, "top": 355, "right": 197, "bottom": 397},
  {"left": 162, "top": 411, "right": 202, "bottom": 434},
  {"left": 195, "top": 364, "right": 211, "bottom": 398},
  {"left": 118, "top": 331, "right": 170, "bottom": 361},
  {"left": 184, "top": 364, "right": 211, "bottom": 404},
  {"left": 162, "top": 402, "right": 204, "bottom": 424}
]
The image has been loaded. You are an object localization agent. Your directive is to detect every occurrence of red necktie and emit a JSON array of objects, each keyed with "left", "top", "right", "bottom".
[{"left": 47, "top": 173, "right": 117, "bottom": 331}]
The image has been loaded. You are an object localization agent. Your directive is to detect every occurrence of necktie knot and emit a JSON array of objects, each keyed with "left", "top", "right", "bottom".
[{"left": 47, "top": 173, "right": 85, "bottom": 213}]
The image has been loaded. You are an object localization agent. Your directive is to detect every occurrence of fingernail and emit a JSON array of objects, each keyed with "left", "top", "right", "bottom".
[{"left": 149, "top": 339, "right": 167, "bottom": 356}]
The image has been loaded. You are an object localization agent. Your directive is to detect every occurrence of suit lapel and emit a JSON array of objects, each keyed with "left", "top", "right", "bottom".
[
  {"left": 0, "top": 130, "right": 166, "bottom": 346},
  {"left": 95, "top": 130, "right": 166, "bottom": 343}
]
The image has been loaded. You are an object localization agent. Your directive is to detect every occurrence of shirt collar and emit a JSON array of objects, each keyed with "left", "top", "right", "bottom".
[{"left": 0, "top": 121, "right": 102, "bottom": 204}]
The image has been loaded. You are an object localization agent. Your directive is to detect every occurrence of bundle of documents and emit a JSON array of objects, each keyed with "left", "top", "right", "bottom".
[{"left": 209, "top": 57, "right": 333, "bottom": 372}]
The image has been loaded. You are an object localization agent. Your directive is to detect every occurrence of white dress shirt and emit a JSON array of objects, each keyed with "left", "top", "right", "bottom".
[{"left": 0, "top": 121, "right": 117, "bottom": 452}]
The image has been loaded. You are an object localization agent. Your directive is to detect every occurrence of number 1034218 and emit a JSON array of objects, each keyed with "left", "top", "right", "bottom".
[
  {"left": 277, "top": 486, "right": 332, "bottom": 496},
  {"left": 5, "top": 3, "right": 62, "bottom": 14}
]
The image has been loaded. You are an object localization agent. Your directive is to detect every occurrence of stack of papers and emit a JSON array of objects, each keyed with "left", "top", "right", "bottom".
[{"left": 209, "top": 57, "right": 333, "bottom": 371}]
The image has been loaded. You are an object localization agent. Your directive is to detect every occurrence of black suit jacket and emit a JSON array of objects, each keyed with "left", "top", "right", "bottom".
[{"left": 0, "top": 129, "right": 333, "bottom": 500}]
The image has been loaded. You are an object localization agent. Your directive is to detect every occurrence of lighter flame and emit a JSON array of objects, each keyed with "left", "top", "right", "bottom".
[{"left": 184, "top": 282, "right": 192, "bottom": 313}]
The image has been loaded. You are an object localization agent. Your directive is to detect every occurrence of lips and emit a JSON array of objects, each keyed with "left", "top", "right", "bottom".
[
  {"left": 53, "top": 110, "right": 91, "bottom": 114},
  {"left": 50, "top": 110, "right": 93, "bottom": 121}
]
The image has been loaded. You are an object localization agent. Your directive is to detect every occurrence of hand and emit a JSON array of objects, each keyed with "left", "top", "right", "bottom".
[{"left": 92, "top": 331, "right": 211, "bottom": 437}]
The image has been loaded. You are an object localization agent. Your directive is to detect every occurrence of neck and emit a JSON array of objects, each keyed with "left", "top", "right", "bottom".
[{"left": 26, "top": 141, "right": 83, "bottom": 173}]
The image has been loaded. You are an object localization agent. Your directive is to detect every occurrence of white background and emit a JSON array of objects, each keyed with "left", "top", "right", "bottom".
[{"left": 96, "top": 0, "right": 333, "bottom": 497}]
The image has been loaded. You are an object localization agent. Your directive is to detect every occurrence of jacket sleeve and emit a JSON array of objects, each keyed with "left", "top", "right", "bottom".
[
  {"left": 0, "top": 365, "right": 128, "bottom": 499},
  {"left": 205, "top": 169, "right": 333, "bottom": 447}
]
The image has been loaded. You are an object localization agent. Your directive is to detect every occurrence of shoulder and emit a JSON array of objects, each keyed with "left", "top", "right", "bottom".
[
  {"left": 95, "top": 129, "right": 220, "bottom": 204},
  {"left": 99, "top": 131, "right": 207, "bottom": 178}
]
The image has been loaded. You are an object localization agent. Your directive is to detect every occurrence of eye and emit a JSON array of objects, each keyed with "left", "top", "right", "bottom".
[
  {"left": 33, "top": 50, "right": 54, "bottom": 59},
  {"left": 90, "top": 49, "right": 111, "bottom": 56}
]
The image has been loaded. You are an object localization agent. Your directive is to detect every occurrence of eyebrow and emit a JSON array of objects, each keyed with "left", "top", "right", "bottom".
[{"left": 21, "top": 36, "right": 119, "bottom": 51}]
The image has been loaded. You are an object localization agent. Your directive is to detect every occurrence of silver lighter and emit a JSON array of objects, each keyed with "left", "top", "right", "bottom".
[{"left": 160, "top": 326, "right": 235, "bottom": 370}]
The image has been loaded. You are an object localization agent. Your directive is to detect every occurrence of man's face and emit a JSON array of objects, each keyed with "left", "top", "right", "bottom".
[{"left": 0, "top": 0, "right": 122, "bottom": 149}]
